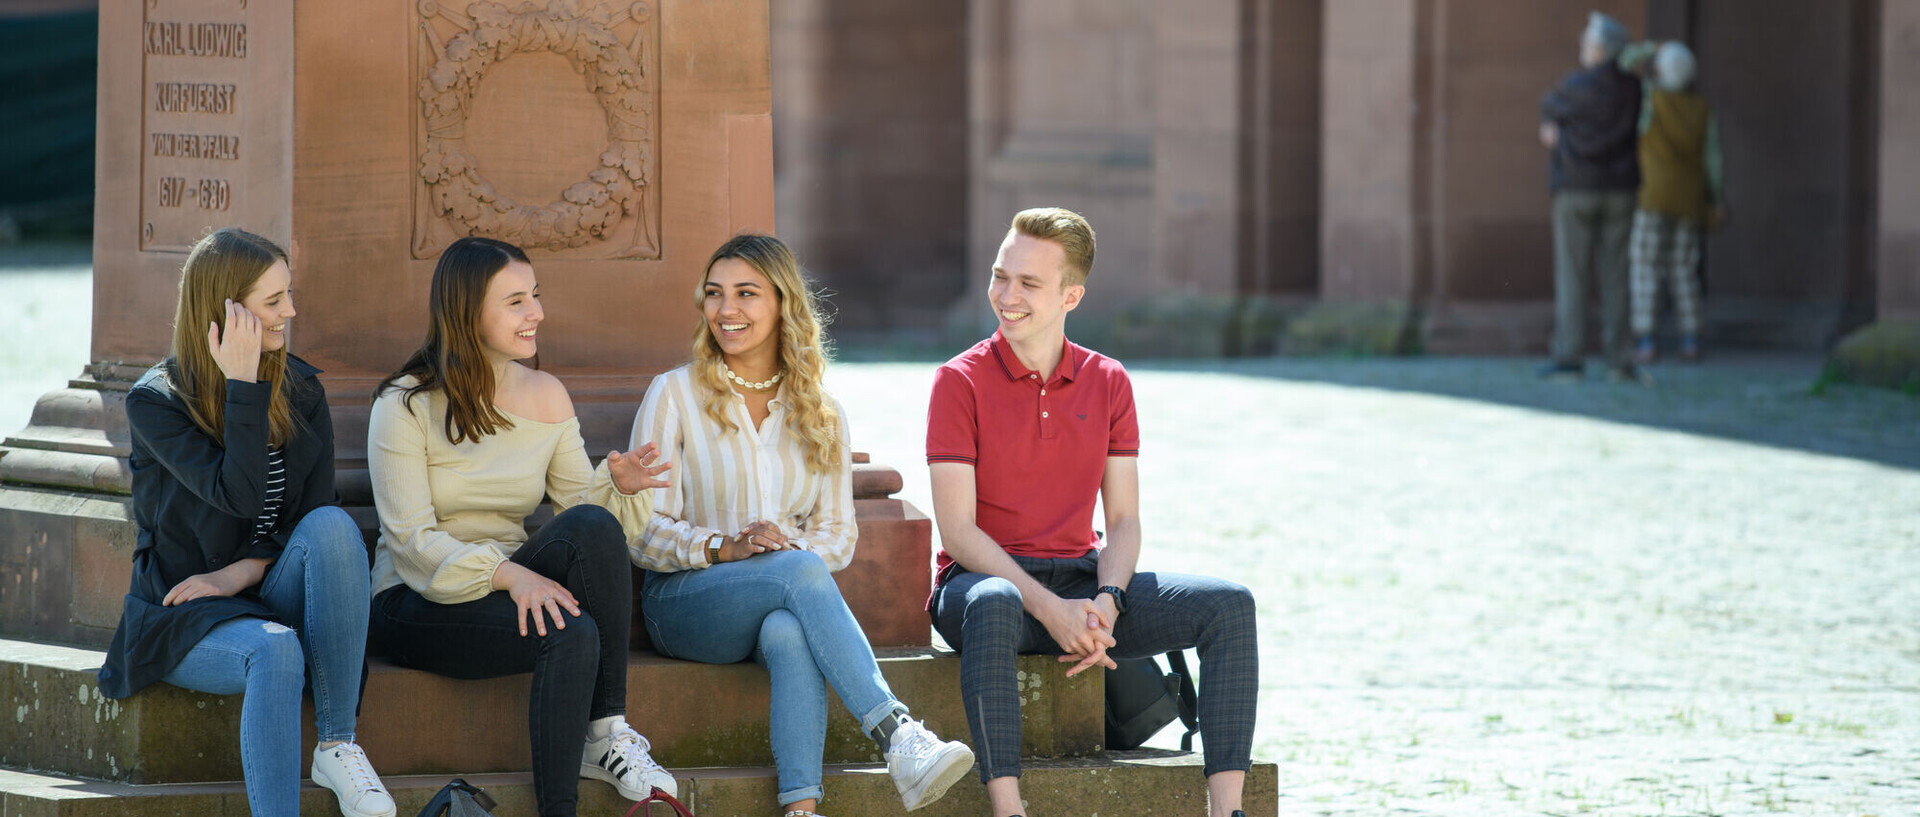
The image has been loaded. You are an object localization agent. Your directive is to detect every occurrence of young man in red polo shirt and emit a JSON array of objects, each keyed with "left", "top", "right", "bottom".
[{"left": 927, "top": 207, "right": 1259, "bottom": 817}]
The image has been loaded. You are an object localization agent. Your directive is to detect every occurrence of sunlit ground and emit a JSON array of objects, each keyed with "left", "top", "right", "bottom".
[
  {"left": 0, "top": 245, "right": 92, "bottom": 438},
  {"left": 5, "top": 248, "right": 1917, "bottom": 814}
]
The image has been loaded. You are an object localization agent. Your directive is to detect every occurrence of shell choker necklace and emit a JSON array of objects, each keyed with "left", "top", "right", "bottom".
[{"left": 721, "top": 361, "right": 783, "bottom": 391}]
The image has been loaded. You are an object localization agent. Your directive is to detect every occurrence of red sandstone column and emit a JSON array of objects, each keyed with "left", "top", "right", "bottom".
[
  {"left": 1880, "top": 0, "right": 1920, "bottom": 320},
  {"left": 962, "top": 0, "right": 1244, "bottom": 347}
]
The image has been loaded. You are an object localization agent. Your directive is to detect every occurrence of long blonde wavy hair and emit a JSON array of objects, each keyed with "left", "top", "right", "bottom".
[
  {"left": 689, "top": 234, "right": 841, "bottom": 473},
  {"left": 168, "top": 228, "right": 298, "bottom": 446}
]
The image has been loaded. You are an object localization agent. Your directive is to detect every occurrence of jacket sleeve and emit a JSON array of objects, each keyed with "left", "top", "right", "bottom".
[
  {"left": 783, "top": 401, "right": 858, "bottom": 572},
  {"left": 630, "top": 375, "right": 727, "bottom": 572},
  {"left": 126, "top": 377, "right": 270, "bottom": 523},
  {"left": 367, "top": 389, "right": 505, "bottom": 604},
  {"left": 1540, "top": 72, "right": 1584, "bottom": 124},
  {"left": 1705, "top": 113, "right": 1726, "bottom": 204}
]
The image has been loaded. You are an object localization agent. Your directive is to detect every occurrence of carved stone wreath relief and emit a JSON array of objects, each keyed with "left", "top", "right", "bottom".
[{"left": 413, "top": 0, "right": 659, "bottom": 258}]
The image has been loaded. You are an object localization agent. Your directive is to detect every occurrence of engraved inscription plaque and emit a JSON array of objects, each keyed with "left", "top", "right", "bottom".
[
  {"left": 410, "top": 0, "right": 662, "bottom": 259},
  {"left": 140, "top": 0, "right": 255, "bottom": 252}
]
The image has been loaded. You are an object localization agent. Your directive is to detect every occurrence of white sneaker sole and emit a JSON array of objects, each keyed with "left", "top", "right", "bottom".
[
  {"left": 311, "top": 767, "right": 396, "bottom": 817},
  {"left": 897, "top": 743, "right": 975, "bottom": 811},
  {"left": 580, "top": 761, "right": 678, "bottom": 801}
]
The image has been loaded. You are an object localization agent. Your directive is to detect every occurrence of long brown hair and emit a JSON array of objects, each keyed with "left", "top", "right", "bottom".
[
  {"left": 168, "top": 228, "right": 297, "bottom": 446},
  {"left": 690, "top": 234, "right": 841, "bottom": 473},
  {"left": 376, "top": 236, "right": 531, "bottom": 444}
]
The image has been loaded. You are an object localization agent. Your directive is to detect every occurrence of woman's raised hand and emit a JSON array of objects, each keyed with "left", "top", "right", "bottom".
[
  {"left": 207, "top": 299, "right": 262, "bottom": 382},
  {"left": 606, "top": 441, "right": 673, "bottom": 495}
]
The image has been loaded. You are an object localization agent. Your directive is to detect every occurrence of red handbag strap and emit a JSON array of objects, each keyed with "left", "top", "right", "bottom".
[{"left": 624, "top": 787, "right": 695, "bottom": 817}]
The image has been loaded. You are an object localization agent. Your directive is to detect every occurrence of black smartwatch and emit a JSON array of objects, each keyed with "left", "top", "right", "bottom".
[{"left": 1095, "top": 585, "right": 1128, "bottom": 614}]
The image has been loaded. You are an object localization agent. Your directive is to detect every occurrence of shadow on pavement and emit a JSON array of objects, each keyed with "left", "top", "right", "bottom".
[{"left": 1130, "top": 353, "right": 1920, "bottom": 472}]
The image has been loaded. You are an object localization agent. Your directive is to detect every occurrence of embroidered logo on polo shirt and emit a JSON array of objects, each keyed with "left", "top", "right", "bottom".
[{"left": 1076, "top": 413, "right": 1088, "bottom": 420}]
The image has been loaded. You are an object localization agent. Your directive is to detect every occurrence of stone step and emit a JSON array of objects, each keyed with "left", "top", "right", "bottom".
[
  {"left": 1, "top": 638, "right": 1101, "bottom": 785},
  {"left": 0, "top": 752, "right": 1281, "bottom": 816},
  {"left": 0, "top": 475, "right": 933, "bottom": 651}
]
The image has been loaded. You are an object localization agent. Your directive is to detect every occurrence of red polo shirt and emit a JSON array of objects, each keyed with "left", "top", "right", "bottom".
[{"left": 927, "top": 331, "right": 1139, "bottom": 574}]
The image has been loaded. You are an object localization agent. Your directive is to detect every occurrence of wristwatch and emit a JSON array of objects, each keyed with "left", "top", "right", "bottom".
[
  {"left": 1095, "top": 585, "right": 1128, "bottom": 614},
  {"left": 706, "top": 533, "right": 725, "bottom": 566}
]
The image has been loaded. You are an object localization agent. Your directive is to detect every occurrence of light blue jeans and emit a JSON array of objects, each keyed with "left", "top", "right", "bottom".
[
  {"left": 644, "top": 550, "right": 903, "bottom": 806},
  {"left": 160, "top": 506, "right": 371, "bottom": 817}
]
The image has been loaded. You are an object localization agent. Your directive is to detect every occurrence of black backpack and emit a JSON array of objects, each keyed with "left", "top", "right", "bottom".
[{"left": 1104, "top": 650, "right": 1199, "bottom": 750}]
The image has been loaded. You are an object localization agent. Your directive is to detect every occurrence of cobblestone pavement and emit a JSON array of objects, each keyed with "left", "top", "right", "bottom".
[{"left": 825, "top": 356, "right": 1920, "bottom": 817}]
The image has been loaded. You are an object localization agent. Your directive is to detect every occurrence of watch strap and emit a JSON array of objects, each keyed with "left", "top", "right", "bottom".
[{"left": 1096, "top": 584, "right": 1127, "bottom": 613}]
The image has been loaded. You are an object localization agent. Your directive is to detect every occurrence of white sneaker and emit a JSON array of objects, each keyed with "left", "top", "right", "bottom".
[
  {"left": 581, "top": 721, "right": 678, "bottom": 800},
  {"left": 311, "top": 742, "right": 396, "bottom": 817},
  {"left": 885, "top": 718, "right": 974, "bottom": 811}
]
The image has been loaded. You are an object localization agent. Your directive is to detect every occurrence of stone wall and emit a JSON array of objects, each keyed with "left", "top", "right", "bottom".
[{"left": 772, "top": 0, "right": 971, "bottom": 340}]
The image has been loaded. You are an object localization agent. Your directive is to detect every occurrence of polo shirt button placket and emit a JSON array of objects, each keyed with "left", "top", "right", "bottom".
[{"left": 1039, "top": 376, "right": 1055, "bottom": 438}]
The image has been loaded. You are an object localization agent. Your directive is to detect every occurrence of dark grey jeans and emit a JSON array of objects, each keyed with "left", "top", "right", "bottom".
[
  {"left": 370, "top": 505, "right": 632, "bottom": 817},
  {"left": 932, "top": 551, "right": 1258, "bottom": 781},
  {"left": 1551, "top": 190, "right": 1638, "bottom": 368}
]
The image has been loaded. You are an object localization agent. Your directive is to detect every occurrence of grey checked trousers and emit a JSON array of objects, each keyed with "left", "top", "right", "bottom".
[
  {"left": 932, "top": 551, "right": 1259, "bottom": 781},
  {"left": 1628, "top": 209, "right": 1704, "bottom": 337},
  {"left": 1550, "top": 190, "right": 1638, "bottom": 368}
]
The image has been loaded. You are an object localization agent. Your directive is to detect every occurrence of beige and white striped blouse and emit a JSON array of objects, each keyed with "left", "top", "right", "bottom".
[{"left": 628, "top": 364, "right": 856, "bottom": 573}]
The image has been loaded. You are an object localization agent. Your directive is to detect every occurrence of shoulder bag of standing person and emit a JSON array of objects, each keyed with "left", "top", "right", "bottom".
[
  {"left": 416, "top": 778, "right": 498, "bottom": 817},
  {"left": 1104, "top": 651, "right": 1199, "bottom": 750}
]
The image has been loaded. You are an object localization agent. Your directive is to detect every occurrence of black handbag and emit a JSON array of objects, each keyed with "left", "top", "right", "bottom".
[
  {"left": 1104, "top": 651, "right": 1198, "bottom": 750},
  {"left": 416, "top": 778, "right": 498, "bottom": 817}
]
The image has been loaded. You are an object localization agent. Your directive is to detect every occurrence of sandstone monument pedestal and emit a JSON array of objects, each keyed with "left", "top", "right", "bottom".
[{"left": 0, "top": 0, "right": 951, "bottom": 649}]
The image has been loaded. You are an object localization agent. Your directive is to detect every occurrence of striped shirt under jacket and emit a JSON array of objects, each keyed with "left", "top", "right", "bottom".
[{"left": 627, "top": 364, "right": 857, "bottom": 573}]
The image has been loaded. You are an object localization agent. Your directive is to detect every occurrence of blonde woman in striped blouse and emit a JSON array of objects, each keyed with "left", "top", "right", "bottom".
[{"left": 628, "top": 234, "right": 973, "bottom": 817}]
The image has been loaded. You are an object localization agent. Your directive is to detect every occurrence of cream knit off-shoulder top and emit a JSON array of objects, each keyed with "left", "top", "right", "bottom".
[{"left": 368, "top": 377, "right": 653, "bottom": 603}]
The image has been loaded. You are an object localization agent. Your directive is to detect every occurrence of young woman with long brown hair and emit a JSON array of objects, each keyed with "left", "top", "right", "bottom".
[
  {"left": 97, "top": 228, "right": 395, "bottom": 817},
  {"left": 627, "top": 234, "right": 974, "bottom": 817},
  {"left": 365, "top": 236, "right": 675, "bottom": 817}
]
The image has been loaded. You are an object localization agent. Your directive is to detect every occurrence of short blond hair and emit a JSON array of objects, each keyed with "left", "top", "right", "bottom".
[{"left": 1010, "top": 207, "right": 1096, "bottom": 287}]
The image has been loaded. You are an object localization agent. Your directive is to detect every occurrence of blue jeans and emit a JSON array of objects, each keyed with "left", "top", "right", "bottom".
[
  {"left": 644, "top": 550, "right": 903, "bottom": 806},
  {"left": 160, "top": 506, "right": 371, "bottom": 817}
]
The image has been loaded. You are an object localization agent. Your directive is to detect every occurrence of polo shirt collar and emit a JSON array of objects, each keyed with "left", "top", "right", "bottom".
[{"left": 989, "top": 329, "right": 1084, "bottom": 383}]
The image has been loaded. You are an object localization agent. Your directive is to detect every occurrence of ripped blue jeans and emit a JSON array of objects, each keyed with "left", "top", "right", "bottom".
[{"left": 160, "top": 506, "right": 371, "bottom": 817}]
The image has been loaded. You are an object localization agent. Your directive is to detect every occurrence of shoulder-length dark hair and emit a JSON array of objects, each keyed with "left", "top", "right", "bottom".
[
  {"left": 375, "top": 236, "right": 531, "bottom": 444},
  {"left": 168, "top": 228, "right": 298, "bottom": 446}
]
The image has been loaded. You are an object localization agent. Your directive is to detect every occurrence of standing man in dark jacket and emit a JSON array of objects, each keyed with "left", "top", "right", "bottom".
[{"left": 1539, "top": 11, "right": 1645, "bottom": 383}]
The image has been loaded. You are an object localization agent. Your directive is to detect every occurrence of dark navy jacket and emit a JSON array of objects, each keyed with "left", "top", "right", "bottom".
[
  {"left": 98, "top": 355, "right": 336, "bottom": 698},
  {"left": 1541, "top": 61, "right": 1642, "bottom": 192}
]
